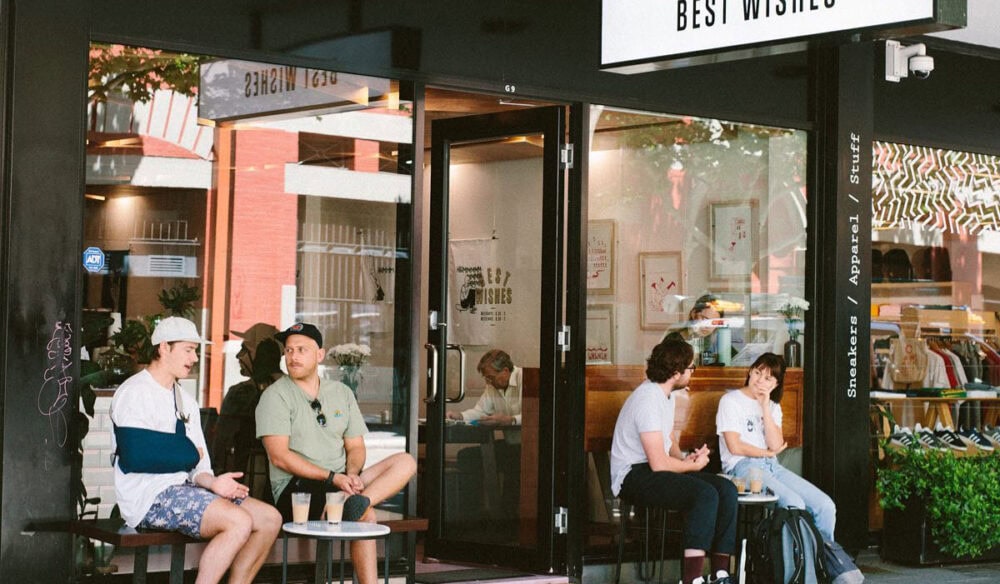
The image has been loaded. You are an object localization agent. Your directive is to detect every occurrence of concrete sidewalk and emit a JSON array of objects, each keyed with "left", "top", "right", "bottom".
[{"left": 856, "top": 547, "right": 1000, "bottom": 583}]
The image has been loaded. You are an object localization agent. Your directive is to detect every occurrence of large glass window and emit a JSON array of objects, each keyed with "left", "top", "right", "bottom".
[
  {"left": 868, "top": 141, "right": 1000, "bottom": 535},
  {"left": 583, "top": 107, "right": 808, "bottom": 555},
  {"left": 81, "top": 44, "right": 411, "bottom": 517}
]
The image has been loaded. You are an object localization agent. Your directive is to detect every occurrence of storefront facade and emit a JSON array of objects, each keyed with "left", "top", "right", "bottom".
[{"left": 2, "top": 0, "right": 997, "bottom": 582}]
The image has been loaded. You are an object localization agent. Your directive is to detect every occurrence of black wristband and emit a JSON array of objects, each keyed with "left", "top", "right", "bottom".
[{"left": 325, "top": 471, "right": 336, "bottom": 488}]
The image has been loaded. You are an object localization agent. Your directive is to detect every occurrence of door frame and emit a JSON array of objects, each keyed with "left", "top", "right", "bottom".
[{"left": 423, "top": 105, "right": 568, "bottom": 571}]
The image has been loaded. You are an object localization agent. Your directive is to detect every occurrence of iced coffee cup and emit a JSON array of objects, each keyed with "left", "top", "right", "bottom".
[
  {"left": 325, "top": 492, "right": 346, "bottom": 524},
  {"left": 291, "top": 492, "right": 311, "bottom": 524}
]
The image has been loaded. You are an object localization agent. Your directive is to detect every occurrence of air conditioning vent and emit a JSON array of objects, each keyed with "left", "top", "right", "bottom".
[{"left": 130, "top": 255, "right": 198, "bottom": 278}]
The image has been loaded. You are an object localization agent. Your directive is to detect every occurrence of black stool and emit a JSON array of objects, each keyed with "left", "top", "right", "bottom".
[{"left": 615, "top": 498, "right": 682, "bottom": 584}]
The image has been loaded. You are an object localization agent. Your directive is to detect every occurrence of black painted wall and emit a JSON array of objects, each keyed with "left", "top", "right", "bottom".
[
  {"left": 805, "top": 42, "right": 875, "bottom": 551},
  {"left": 1, "top": 0, "right": 999, "bottom": 580},
  {"left": 1, "top": 0, "right": 89, "bottom": 581}
]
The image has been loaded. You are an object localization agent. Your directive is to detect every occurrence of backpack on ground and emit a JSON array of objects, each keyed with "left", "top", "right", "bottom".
[
  {"left": 820, "top": 539, "right": 864, "bottom": 584},
  {"left": 749, "top": 507, "right": 827, "bottom": 584}
]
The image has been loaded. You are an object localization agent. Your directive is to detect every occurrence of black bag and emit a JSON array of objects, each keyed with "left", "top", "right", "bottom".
[
  {"left": 114, "top": 385, "right": 200, "bottom": 474},
  {"left": 749, "top": 507, "right": 828, "bottom": 584},
  {"left": 821, "top": 540, "right": 864, "bottom": 584}
]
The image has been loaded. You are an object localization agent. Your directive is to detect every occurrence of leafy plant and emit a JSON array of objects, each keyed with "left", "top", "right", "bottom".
[
  {"left": 877, "top": 445, "right": 1000, "bottom": 558},
  {"left": 158, "top": 282, "right": 201, "bottom": 318},
  {"left": 110, "top": 317, "right": 158, "bottom": 365}
]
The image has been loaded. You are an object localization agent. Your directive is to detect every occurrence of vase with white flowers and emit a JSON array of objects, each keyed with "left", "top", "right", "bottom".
[
  {"left": 330, "top": 343, "right": 371, "bottom": 398},
  {"left": 778, "top": 297, "right": 809, "bottom": 367}
]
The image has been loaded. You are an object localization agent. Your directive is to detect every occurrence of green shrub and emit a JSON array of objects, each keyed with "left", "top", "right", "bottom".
[{"left": 878, "top": 447, "right": 1000, "bottom": 558}]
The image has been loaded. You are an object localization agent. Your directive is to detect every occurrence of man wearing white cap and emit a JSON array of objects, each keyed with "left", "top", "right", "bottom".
[{"left": 111, "top": 317, "right": 281, "bottom": 584}]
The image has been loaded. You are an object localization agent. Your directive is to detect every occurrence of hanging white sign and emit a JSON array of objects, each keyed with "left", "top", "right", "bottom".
[
  {"left": 198, "top": 59, "right": 390, "bottom": 122},
  {"left": 603, "top": 0, "right": 936, "bottom": 71}
]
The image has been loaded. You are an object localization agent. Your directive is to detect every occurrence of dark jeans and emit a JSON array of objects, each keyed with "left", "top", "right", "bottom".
[
  {"left": 275, "top": 476, "right": 342, "bottom": 523},
  {"left": 620, "top": 463, "right": 737, "bottom": 555}
]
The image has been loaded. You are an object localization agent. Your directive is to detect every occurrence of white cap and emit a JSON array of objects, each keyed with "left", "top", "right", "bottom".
[{"left": 151, "top": 317, "right": 211, "bottom": 345}]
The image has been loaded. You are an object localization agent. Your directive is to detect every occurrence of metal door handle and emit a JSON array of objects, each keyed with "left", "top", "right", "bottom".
[
  {"left": 445, "top": 344, "right": 467, "bottom": 403},
  {"left": 424, "top": 343, "right": 438, "bottom": 403}
]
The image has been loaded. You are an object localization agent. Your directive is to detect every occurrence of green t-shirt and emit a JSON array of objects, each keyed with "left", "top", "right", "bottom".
[{"left": 255, "top": 375, "right": 368, "bottom": 501}]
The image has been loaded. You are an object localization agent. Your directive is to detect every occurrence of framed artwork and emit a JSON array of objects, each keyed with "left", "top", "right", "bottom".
[
  {"left": 585, "top": 304, "right": 615, "bottom": 364},
  {"left": 639, "top": 252, "right": 684, "bottom": 330},
  {"left": 710, "top": 201, "right": 758, "bottom": 280},
  {"left": 587, "top": 219, "right": 616, "bottom": 295}
]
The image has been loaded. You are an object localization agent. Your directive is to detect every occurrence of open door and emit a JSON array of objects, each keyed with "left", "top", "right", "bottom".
[{"left": 423, "top": 106, "right": 567, "bottom": 571}]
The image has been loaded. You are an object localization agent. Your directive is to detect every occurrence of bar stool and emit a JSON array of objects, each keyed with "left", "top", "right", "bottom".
[{"left": 614, "top": 497, "right": 682, "bottom": 584}]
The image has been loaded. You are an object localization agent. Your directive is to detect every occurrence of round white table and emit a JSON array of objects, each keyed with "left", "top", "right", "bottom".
[{"left": 282, "top": 520, "right": 391, "bottom": 584}]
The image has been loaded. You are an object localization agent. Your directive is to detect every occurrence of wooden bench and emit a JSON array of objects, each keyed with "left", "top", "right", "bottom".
[
  {"left": 584, "top": 365, "right": 803, "bottom": 524},
  {"left": 31, "top": 513, "right": 428, "bottom": 584}
]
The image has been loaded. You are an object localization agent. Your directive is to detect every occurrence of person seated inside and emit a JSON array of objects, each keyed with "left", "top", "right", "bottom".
[
  {"left": 111, "top": 317, "right": 281, "bottom": 584},
  {"left": 256, "top": 322, "right": 416, "bottom": 584},
  {"left": 715, "top": 352, "right": 836, "bottom": 541},
  {"left": 610, "top": 338, "right": 737, "bottom": 584},
  {"left": 212, "top": 323, "right": 283, "bottom": 485},
  {"left": 664, "top": 294, "right": 734, "bottom": 365},
  {"left": 446, "top": 349, "right": 522, "bottom": 517}
]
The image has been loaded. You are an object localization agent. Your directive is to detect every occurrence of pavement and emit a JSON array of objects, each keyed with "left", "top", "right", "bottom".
[{"left": 856, "top": 547, "right": 1000, "bottom": 583}]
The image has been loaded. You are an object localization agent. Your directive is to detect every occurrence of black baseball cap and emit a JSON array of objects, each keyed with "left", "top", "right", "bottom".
[{"left": 275, "top": 322, "right": 323, "bottom": 348}]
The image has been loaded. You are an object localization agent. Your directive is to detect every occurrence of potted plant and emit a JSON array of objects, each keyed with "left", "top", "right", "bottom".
[{"left": 877, "top": 444, "right": 1000, "bottom": 563}]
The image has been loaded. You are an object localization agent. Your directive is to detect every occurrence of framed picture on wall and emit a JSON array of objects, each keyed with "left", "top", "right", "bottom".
[
  {"left": 587, "top": 219, "right": 616, "bottom": 295},
  {"left": 639, "top": 251, "right": 684, "bottom": 330},
  {"left": 586, "top": 304, "right": 615, "bottom": 364},
  {"left": 710, "top": 200, "right": 758, "bottom": 280}
]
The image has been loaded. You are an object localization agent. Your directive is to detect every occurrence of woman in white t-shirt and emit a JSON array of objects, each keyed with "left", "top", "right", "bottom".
[{"left": 715, "top": 353, "right": 837, "bottom": 541}]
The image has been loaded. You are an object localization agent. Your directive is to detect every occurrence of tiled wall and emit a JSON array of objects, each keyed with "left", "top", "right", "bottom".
[{"left": 81, "top": 395, "right": 117, "bottom": 518}]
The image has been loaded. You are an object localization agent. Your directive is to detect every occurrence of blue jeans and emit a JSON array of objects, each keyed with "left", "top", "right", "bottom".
[{"left": 731, "top": 457, "right": 837, "bottom": 541}]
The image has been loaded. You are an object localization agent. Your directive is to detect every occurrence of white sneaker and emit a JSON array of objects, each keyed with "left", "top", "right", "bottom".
[{"left": 709, "top": 570, "right": 734, "bottom": 584}]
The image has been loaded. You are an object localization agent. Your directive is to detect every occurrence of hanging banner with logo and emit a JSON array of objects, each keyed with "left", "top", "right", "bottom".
[{"left": 448, "top": 238, "right": 514, "bottom": 345}]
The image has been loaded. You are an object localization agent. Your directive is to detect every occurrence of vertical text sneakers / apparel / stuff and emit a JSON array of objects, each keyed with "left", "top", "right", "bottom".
[
  {"left": 933, "top": 422, "right": 969, "bottom": 451},
  {"left": 889, "top": 425, "right": 918, "bottom": 449},
  {"left": 957, "top": 426, "right": 995, "bottom": 452},
  {"left": 913, "top": 423, "right": 950, "bottom": 451}
]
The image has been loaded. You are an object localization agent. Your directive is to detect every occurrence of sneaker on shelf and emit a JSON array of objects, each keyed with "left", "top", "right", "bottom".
[
  {"left": 708, "top": 570, "right": 733, "bottom": 584},
  {"left": 957, "top": 426, "right": 995, "bottom": 452},
  {"left": 982, "top": 425, "right": 1000, "bottom": 448},
  {"left": 933, "top": 422, "right": 968, "bottom": 451},
  {"left": 914, "top": 423, "right": 950, "bottom": 451},
  {"left": 889, "top": 425, "right": 918, "bottom": 449}
]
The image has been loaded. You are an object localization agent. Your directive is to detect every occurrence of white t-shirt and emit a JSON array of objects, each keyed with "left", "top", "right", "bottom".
[
  {"left": 609, "top": 380, "right": 675, "bottom": 496},
  {"left": 110, "top": 369, "right": 213, "bottom": 527},
  {"left": 716, "top": 389, "right": 783, "bottom": 473}
]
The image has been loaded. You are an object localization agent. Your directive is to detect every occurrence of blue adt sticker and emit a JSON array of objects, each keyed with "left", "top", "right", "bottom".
[{"left": 82, "top": 246, "right": 105, "bottom": 273}]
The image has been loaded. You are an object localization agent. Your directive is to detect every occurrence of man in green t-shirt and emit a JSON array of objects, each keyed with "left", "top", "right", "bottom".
[{"left": 256, "top": 322, "right": 416, "bottom": 584}]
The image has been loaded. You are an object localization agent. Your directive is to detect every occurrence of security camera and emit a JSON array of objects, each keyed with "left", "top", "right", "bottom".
[
  {"left": 885, "top": 40, "right": 934, "bottom": 82},
  {"left": 909, "top": 55, "right": 934, "bottom": 79}
]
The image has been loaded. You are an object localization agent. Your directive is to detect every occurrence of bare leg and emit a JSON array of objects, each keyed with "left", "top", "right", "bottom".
[
  {"left": 350, "top": 453, "right": 416, "bottom": 584},
  {"left": 194, "top": 499, "right": 253, "bottom": 584},
  {"left": 225, "top": 497, "right": 283, "bottom": 584},
  {"left": 358, "top": 452, "right": 417, "bottom": 507}
]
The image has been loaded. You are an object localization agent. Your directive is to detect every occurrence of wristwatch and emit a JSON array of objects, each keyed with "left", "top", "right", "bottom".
[{"left": 325, "top": 470, "right": 337, "bottom": 488}]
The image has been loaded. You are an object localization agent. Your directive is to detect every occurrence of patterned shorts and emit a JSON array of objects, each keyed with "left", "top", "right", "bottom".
[{"left": 139, "top": 482, "right": 244, "bottom": 539}]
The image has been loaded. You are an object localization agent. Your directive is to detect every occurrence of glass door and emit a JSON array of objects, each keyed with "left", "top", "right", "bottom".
[{"left": 423, "top": 106, "right": 566, "bottom": 570}]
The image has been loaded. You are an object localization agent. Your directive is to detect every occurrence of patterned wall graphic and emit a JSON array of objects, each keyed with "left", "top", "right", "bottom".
[{"left": 873, "top": 142, "right": 1000, "bottom": 235}]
